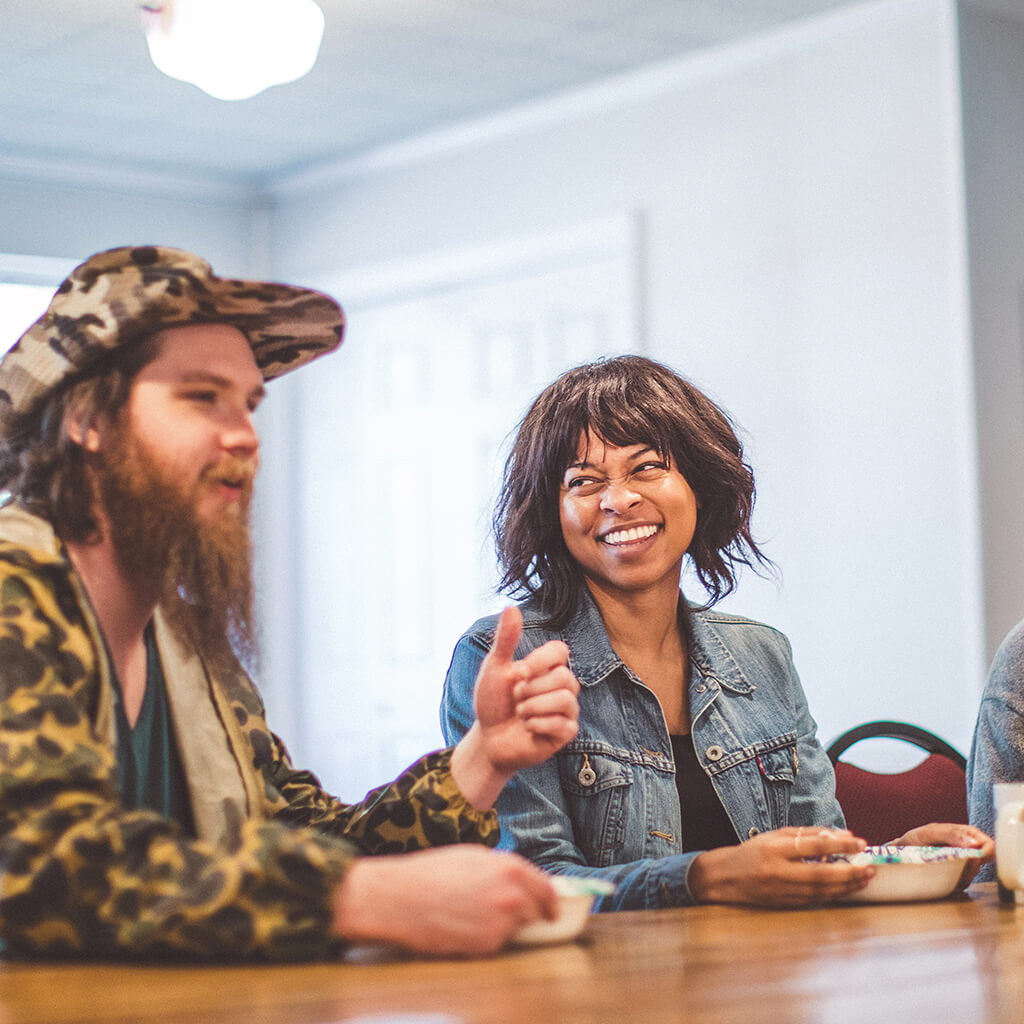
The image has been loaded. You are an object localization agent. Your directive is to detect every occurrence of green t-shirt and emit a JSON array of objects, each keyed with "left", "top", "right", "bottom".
[{"left": 112, "top": 623, "right": 195, "bottom": 835}]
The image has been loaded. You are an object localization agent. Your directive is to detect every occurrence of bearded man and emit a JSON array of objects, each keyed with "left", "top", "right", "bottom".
[{"left": 0, "top": 245, "right": 579, "bottom": 961}]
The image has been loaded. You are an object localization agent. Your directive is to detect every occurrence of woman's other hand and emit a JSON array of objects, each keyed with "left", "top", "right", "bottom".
[
  {"left": 688, "top": 827, "right": 873, "bottom": 906},
  {"left": 888, "top": 823, "right": 994, "bottom": 889}
]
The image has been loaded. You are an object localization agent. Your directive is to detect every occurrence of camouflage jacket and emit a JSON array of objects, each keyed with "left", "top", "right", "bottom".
[{"left": 0, "top": 506, "right": 498, "bottom": 961}]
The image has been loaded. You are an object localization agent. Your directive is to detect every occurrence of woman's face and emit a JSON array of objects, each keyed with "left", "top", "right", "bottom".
[{"left": 558, "top": 431, "right": 698, "bottom": 602}]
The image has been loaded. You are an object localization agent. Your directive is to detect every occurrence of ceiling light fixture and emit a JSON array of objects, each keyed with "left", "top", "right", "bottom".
[{"left": 139, "top": 0, "right": 325, "bottom": 102}]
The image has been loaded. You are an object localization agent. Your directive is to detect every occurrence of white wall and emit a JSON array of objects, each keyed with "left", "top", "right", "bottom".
[
  {"left": 959, "top": 3, "right": 1024, "bottom": 660},
  {"left": 263, "top": 0, "right": 986, "bottom": 787},
  {"left": 0, "top": 167, "right": 255, "bottom": 274}
]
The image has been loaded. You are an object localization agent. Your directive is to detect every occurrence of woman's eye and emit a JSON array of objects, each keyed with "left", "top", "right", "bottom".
[
  {"left": 566, "top": 476, "right": 602, "bottom": 492},
  {"left": 633, "top": 461, "right": 668, "bottom": 476},
  {"left": 185, "top": 390, "right": 217, "bottom": 404}
]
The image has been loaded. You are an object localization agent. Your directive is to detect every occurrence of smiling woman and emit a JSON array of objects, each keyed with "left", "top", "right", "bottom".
[{"left": 440, "top": 355, "right": 993, "bottom": 911}]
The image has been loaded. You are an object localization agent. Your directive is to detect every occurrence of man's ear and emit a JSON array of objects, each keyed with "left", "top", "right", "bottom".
[{"left": 65, "top": 412, "right": 103, "bottom": 453}]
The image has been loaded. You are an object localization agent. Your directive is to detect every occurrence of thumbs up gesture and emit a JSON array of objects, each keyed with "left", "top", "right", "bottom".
[{"left": 450, "top": 606, "right": 579, "bottom": 810}]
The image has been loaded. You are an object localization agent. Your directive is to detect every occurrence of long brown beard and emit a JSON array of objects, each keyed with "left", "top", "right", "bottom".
[{"left": 97, "top": 430, "right": 258, "bottom": 677}]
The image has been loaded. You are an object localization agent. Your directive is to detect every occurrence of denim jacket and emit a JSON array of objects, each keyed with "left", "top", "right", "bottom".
[
  {"left": 967, "top": 618, "right": 1024, "bottom": 882},
  {"left": 440, "top": 589, "right": 843, "bottom": 910}
]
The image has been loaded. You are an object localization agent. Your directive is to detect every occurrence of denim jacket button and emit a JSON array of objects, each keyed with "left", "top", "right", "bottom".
[
  {"left": 577, "top": 753, "right": 597, "bottom": 786},
  {"left": 748, "top": 827, "right": 761, "bottom": 839},
  {"left": 705, "top": 745, "right": 724, "bottom": 762},
  {"left": 694, "top": 683, "right": 707, "bottom": 693}
]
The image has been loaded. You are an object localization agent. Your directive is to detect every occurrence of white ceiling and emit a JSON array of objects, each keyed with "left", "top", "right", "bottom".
[
  {"left": 0, "top": 0, "right": 1018, "bottom": 191},
  {"left": 0, "top": 0, "right": 868, "bottom": 189}
]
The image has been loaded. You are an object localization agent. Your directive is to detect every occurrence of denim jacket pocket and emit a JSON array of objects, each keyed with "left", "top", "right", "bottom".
[
  {"left": 557, "top": 748, "right": 632, "bottom": 866},
  {"left": 754, "top": 742, "right": 797, "bottom": 828}
]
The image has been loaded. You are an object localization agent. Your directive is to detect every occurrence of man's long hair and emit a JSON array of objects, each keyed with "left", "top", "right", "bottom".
[{"left": 0, "top": 337, "right": 162, "bottom": 541}]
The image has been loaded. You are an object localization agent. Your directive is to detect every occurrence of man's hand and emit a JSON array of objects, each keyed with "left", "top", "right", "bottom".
[
  {"left": 332, "top": 847, "right": 558, "bottom": 955},
  {"left": 451, "top": 606, "right": 579, "bottom": 810}
]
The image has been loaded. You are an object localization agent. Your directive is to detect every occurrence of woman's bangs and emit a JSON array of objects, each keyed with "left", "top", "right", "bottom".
[{"left": 580, "top": 387, "right": 673, "bottom": 461}]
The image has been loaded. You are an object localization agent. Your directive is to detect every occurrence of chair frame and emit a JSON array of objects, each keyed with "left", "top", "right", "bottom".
[{"left": 825, "top": 719, "right": 966, "bottom": 770}]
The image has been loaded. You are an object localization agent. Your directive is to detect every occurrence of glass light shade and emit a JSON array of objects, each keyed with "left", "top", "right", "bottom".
[{"left": 141, "top": 0, "right": 325, "bottom": 101}]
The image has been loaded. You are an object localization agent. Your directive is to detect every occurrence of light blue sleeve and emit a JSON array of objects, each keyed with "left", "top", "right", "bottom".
[{"left": 968, "top": 620, "right": 1024, "bottom": 880}]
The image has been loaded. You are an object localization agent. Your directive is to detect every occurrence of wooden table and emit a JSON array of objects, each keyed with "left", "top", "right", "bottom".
[{"left": 1, "top": 883, "right": 1023, "bottom": 1024}]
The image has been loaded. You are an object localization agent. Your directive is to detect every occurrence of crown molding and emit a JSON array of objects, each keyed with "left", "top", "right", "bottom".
[{"left": 0, "top": 152, "right": 252, "bottom": 203}]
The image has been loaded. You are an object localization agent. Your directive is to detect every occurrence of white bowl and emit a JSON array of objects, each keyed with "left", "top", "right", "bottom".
[
  {"left": 829, "top": 845, "right": 984, "bottom": 903},
  {"left": 511, "top": 876, "right": 615, "bottom": 947}
]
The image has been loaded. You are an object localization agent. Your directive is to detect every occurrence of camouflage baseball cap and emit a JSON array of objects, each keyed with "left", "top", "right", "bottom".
[{"left": 0, "top": 244, "right": 345, "bottom": 434}]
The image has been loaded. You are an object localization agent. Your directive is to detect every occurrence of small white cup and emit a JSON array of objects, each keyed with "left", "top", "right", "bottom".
[{"left": 994, "top": 782, "right": 1024, "bottom": 903}]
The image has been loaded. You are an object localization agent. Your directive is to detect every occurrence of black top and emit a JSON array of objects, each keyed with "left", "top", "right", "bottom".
[{"left": 671, "top": 733, "right": 739, "bottom": 853}]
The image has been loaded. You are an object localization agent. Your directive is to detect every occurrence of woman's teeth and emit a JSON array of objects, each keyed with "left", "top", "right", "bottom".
[{"left": 603, "top": 524, "right": 658, "bottom": 546}]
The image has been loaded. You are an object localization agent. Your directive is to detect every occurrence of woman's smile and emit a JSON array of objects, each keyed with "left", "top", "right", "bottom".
[{"left": 600, "top": 523, "right": 662, "bottom": 548}]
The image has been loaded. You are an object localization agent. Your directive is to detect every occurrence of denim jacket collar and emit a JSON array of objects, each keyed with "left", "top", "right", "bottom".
[{"left": 558, "top": 586, "right": 755, "bottom": 696}]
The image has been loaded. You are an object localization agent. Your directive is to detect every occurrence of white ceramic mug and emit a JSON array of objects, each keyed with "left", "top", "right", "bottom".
[{"left": 994, "top": 782, "right": 1024, "bottom": 903}]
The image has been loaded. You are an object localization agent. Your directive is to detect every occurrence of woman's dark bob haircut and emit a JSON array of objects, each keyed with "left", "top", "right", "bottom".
[{"left": 494, "top": 354, "right": 772, "bottom": 629}]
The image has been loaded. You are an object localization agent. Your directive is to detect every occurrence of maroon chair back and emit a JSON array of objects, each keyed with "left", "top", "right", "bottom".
[
  {"left": 832, "top": 754, "right": 969, "bottom": 846},
  {"left": 826, "top": 720, "right": 969, "bottom": 846}
]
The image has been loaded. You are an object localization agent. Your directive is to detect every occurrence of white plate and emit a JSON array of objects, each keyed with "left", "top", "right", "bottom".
[
  {"left": 510, "top": 876, "right": 615, "bottom": 947},
  {"left": 820, "top": 845, "right": 985, "bottom": 903}
]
